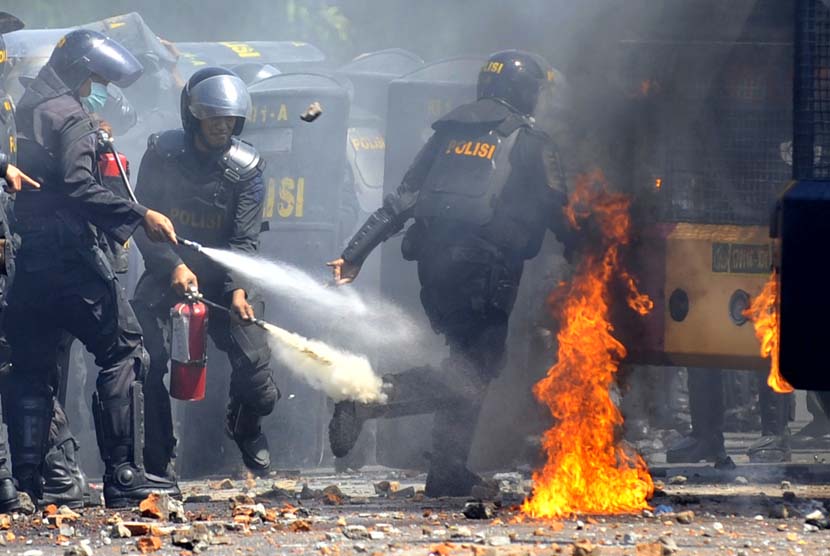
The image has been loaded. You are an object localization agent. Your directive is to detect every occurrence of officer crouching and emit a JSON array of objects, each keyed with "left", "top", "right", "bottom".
[{"left": 132, "top": 67, "right": 278, "bottom": 477}]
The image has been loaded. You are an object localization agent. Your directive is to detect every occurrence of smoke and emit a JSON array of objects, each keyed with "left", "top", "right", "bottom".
[
  {"left": 198, "top": 247, "right": 430, "bottom": 359},
  {"left": 259, "top": 322, "right": 387, "bottom": 403}
]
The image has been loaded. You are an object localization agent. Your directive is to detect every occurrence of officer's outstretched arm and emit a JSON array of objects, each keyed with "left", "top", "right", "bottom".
[{"left": 328, "top": 134, "right": 441, "bottom": 285}]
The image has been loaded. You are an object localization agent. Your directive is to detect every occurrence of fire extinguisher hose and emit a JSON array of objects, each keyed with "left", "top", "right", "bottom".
[{"left": 188, "top": 291, "right": 268, "bottom": 330}]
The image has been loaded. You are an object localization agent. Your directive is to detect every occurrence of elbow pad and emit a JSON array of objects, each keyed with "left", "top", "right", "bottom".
[{"left": 342, "top": 208, "right": 399, "bottom": 265}]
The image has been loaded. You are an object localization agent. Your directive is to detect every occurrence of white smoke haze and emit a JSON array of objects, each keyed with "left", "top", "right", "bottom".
[
  {"left": 259, "top": 322, "right": 387, "bottom": 404},
  {"left": 198, "top": 247, "right": 432, "bottom": 359}
]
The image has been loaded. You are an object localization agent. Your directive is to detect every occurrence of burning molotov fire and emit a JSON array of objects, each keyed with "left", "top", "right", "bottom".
[
  {"left": 744, "top": 272, "right": 793, "bottom": 394},
  {"left": 522, "top": 170, "right": 654, "bottom": 519}
]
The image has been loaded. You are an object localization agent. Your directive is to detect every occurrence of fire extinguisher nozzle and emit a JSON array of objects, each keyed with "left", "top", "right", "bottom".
[{"left": 177, "top": 236, "right": 203, "bottom": 252}]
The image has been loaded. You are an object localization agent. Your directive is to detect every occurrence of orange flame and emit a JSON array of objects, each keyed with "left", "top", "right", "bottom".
[
  {"left": 522, "top": 170, "right": 654, "bottom": 519},
  {"left": 744, "top": 272, "right": 793, "bottom": 394}
]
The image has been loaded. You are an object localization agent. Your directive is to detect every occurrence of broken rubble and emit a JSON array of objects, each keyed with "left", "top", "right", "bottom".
[{"left": 463, "top": 501, "right": 495, "bottom": 520}]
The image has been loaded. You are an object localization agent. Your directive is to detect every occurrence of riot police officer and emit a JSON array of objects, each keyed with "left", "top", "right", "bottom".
[
  {"left": 132, "top": 67, "right": 278, "bottom": 476},
  {"left": 0, "top": 152, "right": 40, "bottom": 513},
  {"left": 7, "top": 29, "right": 179, "bottom": 509},
  {"left": 327, "top": 50, "right": 571, "bottom": 496}
]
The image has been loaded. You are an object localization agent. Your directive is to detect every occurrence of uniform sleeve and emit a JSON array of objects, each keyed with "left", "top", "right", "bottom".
[
  {"left": 58, "top": 119, "right": 147, "bottom": 244},
  {"left": 224, "top": 174, "right": 265, "bottom": 295},
  {"left": 531, "top": 134, "right": 574, "bottom": 255},
  {"left": 133, "top": 148, "right": 183, "bottom": 277},
  {"left": 341, "top": 132, "right": 442, "bottom": 265},
  {"left": 0, "top": 152, "right": 8, "bottom": 178}
]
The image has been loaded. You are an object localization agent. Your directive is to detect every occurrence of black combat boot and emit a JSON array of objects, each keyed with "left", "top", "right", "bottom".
[
  {"left": 94, "top": 383, "right": 180, "bottom": 508},
  {"left": 40, "top": 401, "right": 96, "bottom": 508},
  {"left": 748, "top": 386, "right": 792, "bottom": 463},
  {"left": 226, "top": 403, "right": 270, "bottom": 474},
  {"left": 667, "top": 369, "right": 727, "bottom": 463},
  {"left": 424, "top": 402, "right": 497, "bottom": 498},
  {"left": 7, "top": 395, "right": 52, "bottom": 503},
  {"left": 40, "top": 438, "right": 99, "bottom": 508},
  {"left": 329, "top": 401, "right": 371, "bottom": 459},
  {"left": 329, "top": 372, "right": 435, "bottom": 459},
  {"left": 0, "top": 409, "right": 20, "bottom": 512},
  {"left": 665, "top": 434, "right": 727, "bottom": 463}
]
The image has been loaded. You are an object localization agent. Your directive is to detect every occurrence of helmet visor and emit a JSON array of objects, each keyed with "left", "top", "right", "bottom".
[
  {"left": 188, "top": 74, "right": 251, "bottom": 120},
  {"left": 84, "top": 36, "right": 144, "bottom": 88}
]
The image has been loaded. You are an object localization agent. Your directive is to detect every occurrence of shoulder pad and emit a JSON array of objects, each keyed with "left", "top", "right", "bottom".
[
  {"left": 220, "top": 138, "right": 263, "bottom": 183},
  {"left": 524, "top": 122, "right": 553, "bottom": 143},
  {"left": 494, "top": 113, "right": 533, "bottom": 137},
  {"left": 148, "top": 129, "right": 187, "bottom": 159}
]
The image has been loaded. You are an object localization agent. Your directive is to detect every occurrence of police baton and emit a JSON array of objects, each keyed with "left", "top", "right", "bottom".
[{"left": 96, "top": 129, "right": 139, "bottom": 204}]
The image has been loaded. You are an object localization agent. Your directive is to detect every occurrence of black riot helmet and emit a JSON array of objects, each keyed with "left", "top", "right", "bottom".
[
  {"left": 46, "top": 29, "right": 143, "bottom": 92},
  {"left": 477, "top": 50, "right": 555, "bottom": 116},
  {"left": 231, "top": 62, "right": 281, "bottom": 86},
  {"left": 180, "top": 66, "right": 250, "bottom": 137}
]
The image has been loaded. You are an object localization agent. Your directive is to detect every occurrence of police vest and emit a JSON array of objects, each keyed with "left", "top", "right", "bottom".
[
  {"left": 414, "top": 117, "right": 523, "bottom": 227},
  {"left": 148, "top": 130, "right": 262, "bottom": 243}
]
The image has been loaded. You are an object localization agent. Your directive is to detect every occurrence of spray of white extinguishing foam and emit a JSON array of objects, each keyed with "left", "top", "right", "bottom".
[
  {"left": 197, "top": 247, "right": 429, "bottom": 360},
  {"left": 259, "top": 321, "right": 387, "bottom": 403}
]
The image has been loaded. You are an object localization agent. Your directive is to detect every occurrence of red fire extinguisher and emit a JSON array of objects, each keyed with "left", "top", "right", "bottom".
[{"left": 169, "top": 291, "right": 209, "bottom": 401}]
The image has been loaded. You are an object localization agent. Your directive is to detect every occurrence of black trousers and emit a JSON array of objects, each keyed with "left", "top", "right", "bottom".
[
  {"left": 381, "top": 255, "right": 514, "bottom": 472},
  {"left": 132, "top": 276, "right": 277, "bottom": 476},
  {"left": 4, "top": 257, "right": 145, "bottom": 473}
]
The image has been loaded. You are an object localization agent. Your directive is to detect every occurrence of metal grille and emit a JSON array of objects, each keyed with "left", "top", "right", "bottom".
[
  {"left": 659, "top": 104, "right": 793, "bottom": 225},
  {"left": 794, "top": 0, "right": 830, "bottom": 179}
]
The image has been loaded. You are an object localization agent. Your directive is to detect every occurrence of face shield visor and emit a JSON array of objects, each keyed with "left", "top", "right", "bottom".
[
  {"left": 83, "top": 36, "right": 143, "bottom": 88},
  {"left": 187, "top": 74, "right": 251, "bottom": 121}
]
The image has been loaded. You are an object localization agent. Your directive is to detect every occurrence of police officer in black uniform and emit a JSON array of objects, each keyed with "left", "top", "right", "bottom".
[
  {"left": 132, "top": 67, "right": 278, "bottom": 477},
  {"left": 7, "top": 29, "right": 180, "bottom": 509},
  {"left": 327, "top": 50, "right": 570, "bottom": 497},
  {"left": 0, "top": 49, "right": 41, "bottom": 509}
]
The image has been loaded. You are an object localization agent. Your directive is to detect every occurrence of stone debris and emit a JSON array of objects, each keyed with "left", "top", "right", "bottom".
[
  {"left": 659, "top": 535, "right": 679, "bottom": 554},
  {"left": 734, "top": 476, "right": 749, "bottom": 485},
  {"left": 488, "top": 535, "right": 511, "bottom": 547},
  {"left": 171, "top": 523, "right": 213, "bottom": 552},
  {"left": 344, "top": 525, "right": 370, "bottom": 539},
  {"left": 572, "top": 539, "right": 599, "bottom": 555},
  {"left": 668, "top": 475, "right": 687, "bottom": 485},
  {"left": 17, "top": 492, "right": 36, "bottom": 515},
  {"left": 139, "top": 493, "right": 186, "bottom": 523},
  {"left": 675, "top": 510, "right": 694, "bottom": 524},
  {"left": 209, "top": 478, "right": 235, "bottom": 490},
  {"left": 63, "top": 540, "right": 94, "bottom": 556},
  {"left": 135, "top": 536, "right": 162, "bottom": 553},
  {"left": 463, "top": 501, "right": 496, "bottom": 520}
]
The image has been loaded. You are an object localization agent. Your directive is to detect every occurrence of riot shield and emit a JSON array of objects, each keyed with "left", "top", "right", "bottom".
[
  {"left": 376, "top": 58, "right": 482, "bottom": 470},
  {"left": 174, "top": 41, "right": 325, "bottom": 80},
  {"left": 177, "top": 72, "right": 351, "bottom": 474}
]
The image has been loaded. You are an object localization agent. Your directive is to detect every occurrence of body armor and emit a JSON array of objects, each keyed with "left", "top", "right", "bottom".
[
  {"left": 146, "top": 129, "right": 262, "bottom": 247},
  {"left": 415, "top": 122, "right": 522, "bottom": 226}
]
